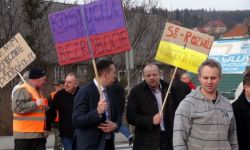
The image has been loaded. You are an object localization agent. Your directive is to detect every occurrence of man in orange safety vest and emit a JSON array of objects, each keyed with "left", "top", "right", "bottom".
[{"left": 12, "top": 67, "right": 47, "bottom": 150}]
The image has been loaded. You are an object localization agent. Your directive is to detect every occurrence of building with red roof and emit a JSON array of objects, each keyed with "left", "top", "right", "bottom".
[
  {"left": 221, "top": 25, "right": 250, "bottom": 39},
  {"left": 203, "top": 20, "right": 227, "bottom": 35},
  {"left": 192, "top": 27, "right": 208, "bottom": 34}
]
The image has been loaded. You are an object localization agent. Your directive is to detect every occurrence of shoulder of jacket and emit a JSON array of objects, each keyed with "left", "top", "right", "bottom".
[
  {"left": 219, "top": 94, "right": 231, "bottom": 104},
  {"left": 180, "top": 96, "right": 199, "bottom": 109}
]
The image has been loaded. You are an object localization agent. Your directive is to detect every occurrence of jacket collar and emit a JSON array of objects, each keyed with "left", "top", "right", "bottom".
[{"left": 238, "top": 90, "right": 250, "bottom": 111}]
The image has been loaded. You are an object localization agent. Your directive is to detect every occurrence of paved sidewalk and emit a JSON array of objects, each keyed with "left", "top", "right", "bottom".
[{"left": 0, "top": 132, "right": 128, "bottom": 150}]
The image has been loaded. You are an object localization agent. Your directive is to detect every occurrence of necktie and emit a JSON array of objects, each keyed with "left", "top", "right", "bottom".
[{"left": 104, "top": 89, "right": 112, "bottom": 139}]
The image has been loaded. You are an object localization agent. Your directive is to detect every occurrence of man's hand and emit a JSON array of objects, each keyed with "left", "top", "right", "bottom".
[
  {"left": 97, "top": 98, "right": 107, "bottom": 115},
  {"left": 36, "top": 98, "right": 44, "bottom": 107},
  {"left": 153, "top": 113, "right": 163, "bottom": 125},
  {"left": 44, "top": 130, "right": 50, "bottom": 138},
  {"left": 98, "top": 121, "right": 117, "bottom": 133}
]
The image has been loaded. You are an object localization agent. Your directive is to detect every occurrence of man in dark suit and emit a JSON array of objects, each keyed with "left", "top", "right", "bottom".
[
  {"left": 170, "top": 68, "right": 191, "bottom": 101},
  {"left": 72, "top": 60, "right": 122, "bottom": 150},
  {"left": 232, "top": 72, "right": 250, "bottom": 150}
]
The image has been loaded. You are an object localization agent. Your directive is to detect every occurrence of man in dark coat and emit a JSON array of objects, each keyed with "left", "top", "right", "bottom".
[
  {"left": 126, "top": 63, "right": 181, "bottom": 150},
  {"left": 232, "top": 72, "right": 250, "bottom": 150},
  {"left": 45, "top": 73, "right": 80, "bottom": 150},
  {"left": 170, "top": 68, "right": 191, "bottom": 101},
  {"left": 72, "top": 60, "right": 122, "bottom": 150}
]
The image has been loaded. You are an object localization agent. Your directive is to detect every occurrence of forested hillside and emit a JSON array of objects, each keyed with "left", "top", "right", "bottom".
[{"left": 132, "top": 6, "right": 250, "bottom": 30}]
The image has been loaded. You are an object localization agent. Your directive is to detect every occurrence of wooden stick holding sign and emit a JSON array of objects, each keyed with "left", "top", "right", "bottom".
[
  {"left": 156, "top": 23, "right": 214, "bottom": 114},
  {"left": 80, "top": 5, "right": 103, "bottom": 99},
  {"left": 17, "top": 72, "right": 39, "bottom": 99},
  {"left": 159, "top": 67, "right": 177, "bottom": 115},
  {"left": 49, "top": 0, "right": 131, "bottom": 98}
]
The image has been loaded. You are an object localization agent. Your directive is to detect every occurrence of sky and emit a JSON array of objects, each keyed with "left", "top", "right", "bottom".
[{"left": 56, "top": 0, "right": 250, "bottom": 11}]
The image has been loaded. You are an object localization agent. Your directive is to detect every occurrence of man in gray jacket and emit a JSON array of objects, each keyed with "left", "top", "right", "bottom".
[{"left": 173, "top": 59, "right": 238, "bottom": 150}]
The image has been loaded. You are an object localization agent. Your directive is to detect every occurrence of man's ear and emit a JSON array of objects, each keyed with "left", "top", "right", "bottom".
[
  {"left": 243, "top": 84, "right": 248, "bottom": 91},
  {"left": 103, "top": 72, "right": 107, "bottom": 78}
]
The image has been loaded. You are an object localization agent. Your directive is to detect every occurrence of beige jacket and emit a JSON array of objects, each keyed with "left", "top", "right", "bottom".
[{"left": 12, "top": 81, "right": 45, "bottom": 139}]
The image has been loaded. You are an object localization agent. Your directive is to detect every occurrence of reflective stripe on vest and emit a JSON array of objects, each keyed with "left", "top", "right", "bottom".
[
  {"left": 50, "top": 92, "right": 59, "bottom": 122},
  {"left": 13, "top": 84, "right": 45, "bottom": 133}
]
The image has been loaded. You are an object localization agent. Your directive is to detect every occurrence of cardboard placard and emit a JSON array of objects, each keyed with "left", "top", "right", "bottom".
[
  {"left": 156, "top": 23, "right": 214, "bottom": 73},
  {"left": 49, "top": 0, "right": 131, "bottom": 65},
  {"left": 0, "top": 33, "right": 36, "bottom": 87}
]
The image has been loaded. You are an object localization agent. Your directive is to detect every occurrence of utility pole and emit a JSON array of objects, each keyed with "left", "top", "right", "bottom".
[{"left": 125, "top": 49, "right": 134, "bottom": 133}]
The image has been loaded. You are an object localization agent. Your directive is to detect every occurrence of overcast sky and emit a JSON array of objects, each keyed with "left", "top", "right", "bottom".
[{"left": 56, "top": 0, "right": 250, "bottom": 11}]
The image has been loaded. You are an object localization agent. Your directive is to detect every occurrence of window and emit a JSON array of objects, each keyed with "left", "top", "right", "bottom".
[
  {"left": 54, "top": 66, "right": 65, "bottom": 80},
  {"left": 77, "top": 65, "right": 87, "bottom": 81}
]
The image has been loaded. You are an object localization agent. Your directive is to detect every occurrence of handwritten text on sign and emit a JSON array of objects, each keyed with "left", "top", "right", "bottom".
[
  {"left": 49, "top": 0, "right": 125, "bottom": 44},
  {"left": 161, "top": 23, "right": 214, "bottom": 55},
  {"left": 155, "top": 41, "right": 208, "bottom": 73},
  {"left": 56, "top": 28, "right": 130, "bottom": 65},
  {"left": 0, "top": 33, "right": 36, "bottom": 87},
  {"left": 49, "top": 0, "right": 131, "bottom": 65}
]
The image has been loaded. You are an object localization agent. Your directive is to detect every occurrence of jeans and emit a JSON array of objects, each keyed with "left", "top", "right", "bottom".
[
  {"left": 119, "top": 124, "right": 132, "bottom": 139},
  {"left": 61, "top": 137, "right": 73, "bottom": 150}
]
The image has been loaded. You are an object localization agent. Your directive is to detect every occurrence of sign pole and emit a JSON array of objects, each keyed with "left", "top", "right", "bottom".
[
  {"left": 80, "top": 5, "right": 102, "bottom": 99},
  {"left": 159, "top": 67, "right": 177, "bottom": 115}
]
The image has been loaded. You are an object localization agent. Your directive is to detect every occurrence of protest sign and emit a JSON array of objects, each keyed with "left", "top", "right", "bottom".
[
  {"left": 49, "top": 0, "right": 131, "bottom": 65},
  {"left": 0, "top": 33, "right": 36, "bottom": 87},
  {"left": 155, "top": 23, "right": 214, "bottom": 73},
  {"left": 209, "top": 38, "right": 250, "bottom": 73}
]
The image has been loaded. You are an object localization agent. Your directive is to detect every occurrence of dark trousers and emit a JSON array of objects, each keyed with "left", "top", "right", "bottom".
[
  {"left": 160, "top": 131, "right": 172, "bottom": 150},
  {"left": 105, "top": 139, "right": 114, "bottom": 150},
  {"left": 14, "top": 138, "right": 46, "bottom": 150}
]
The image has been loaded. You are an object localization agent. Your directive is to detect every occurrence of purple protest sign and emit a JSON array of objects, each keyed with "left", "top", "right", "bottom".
[{"left": 49, "top": 0, "right": 126, "bottom": 44}]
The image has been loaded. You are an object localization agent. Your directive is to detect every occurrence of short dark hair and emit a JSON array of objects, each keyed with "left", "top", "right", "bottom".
[
  {"left": 243, "top": 73, "right": 250, "bottom": 87},
  {"left": 244, "top": 66, "right": 250, "bottom": 75},
  {"left": 96, "top": 60, "right": 114, "bottom": 77},
  {"left": 198, "top": 59, "right": 222, "bottom": 77},
  {"left": 170, "top": 68, "right": 181, "bottom": 78}
]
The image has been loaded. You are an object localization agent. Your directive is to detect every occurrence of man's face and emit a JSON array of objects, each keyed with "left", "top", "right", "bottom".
[
  {"left": 65, "top": 75, "right": 78, "bottom": 94},
  {"left": 55, "top": 84, "right": 64, "bottom": 92},
  {"left": 198, "top": 66, "right": 221, "bottom": 95},
  {"left": 105, "top": 64, "right": 116, "bottom": 86},
  {"left": 36, "top": 75, "right": 46, "bottom": 89},
  {"left": 181, "top": 74, "right": 190, "bottom": 83},
  {"left": 143, "top": 65, "right": 161, "bottom": 90}
]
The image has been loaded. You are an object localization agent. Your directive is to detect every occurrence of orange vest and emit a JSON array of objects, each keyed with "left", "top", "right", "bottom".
[
  {"left": 13, "top": 84, "right": 45, "bottom": 133},
  {"left": 51, "top": 91, "right": 59, "bottom": 122}
]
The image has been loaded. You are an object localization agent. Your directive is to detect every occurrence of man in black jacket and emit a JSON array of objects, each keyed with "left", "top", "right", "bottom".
[
  {"left": 45, "top": 73, "right": 80, "bottom": 150},
  {"left": 126, "top": 63, "right": 180, "bottom": 150},
  {"left": 170, "top": 68, "right": 191, "bottom": 101},
  {"left": 232, "top": 72, "right": 250, "bottom": 150}
]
